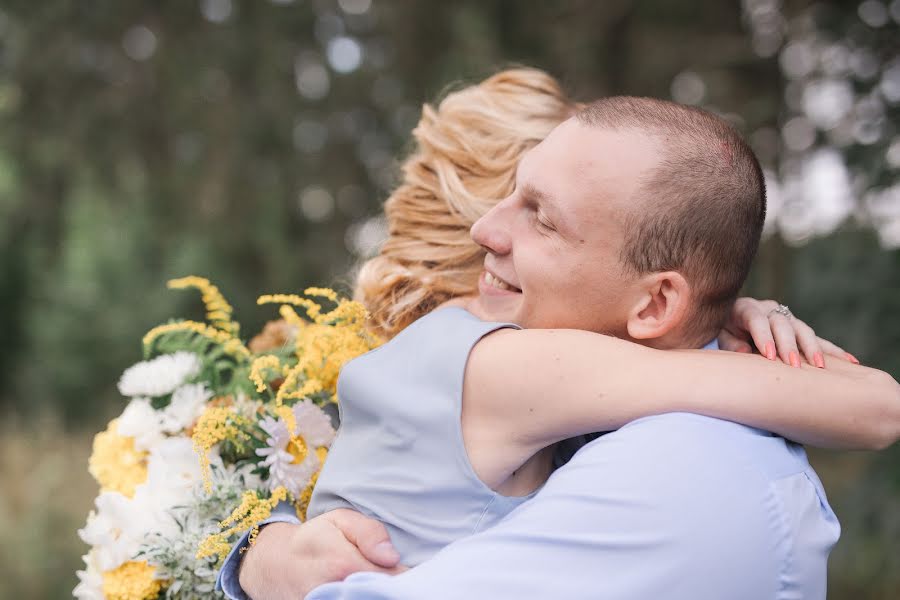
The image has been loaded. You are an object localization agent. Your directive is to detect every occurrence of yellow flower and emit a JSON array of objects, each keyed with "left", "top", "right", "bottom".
[
  {"left": 296, "top": 447, "right": 328, "bottom": 521},
  {"left": 101, "top": 560, "right": 165, "bottom": 600},
  {"left": 258, "top": 288, "right": 367, "bottom": 327},
  {"left": 250, "top": 355, "right": 285, "bottom": 393},
  {"left": 197, "top": 487, "right": 290, "bottom": 564},
  {"left": 257, "top": 293, "right": 325, "bottom": 321},
  {"left": 142, "top": 320, "right": 250, "bottom": 360},
  {"left": 191, "top": 406, "right": 250, "bottom": 493},
  {"left": 88, "top": 420, "right": 148, "bottom": 498},
  {"left": 168, "top": 276, "right": 240, "bottom": 337},
  {"left": 258, "top": 290, "right": 380, "bottom": 401},
  {"left": 273, "top": 363, "right": 323, "bottom": 406},
  {"left": 303, "top": 287, "right": 338, "bottom": 302},
  {"left": 292, "top": 321, "right": 376, "bottom": 395},
  {"left": 278, "top": 305, "right": 305, "bottom": 327}
]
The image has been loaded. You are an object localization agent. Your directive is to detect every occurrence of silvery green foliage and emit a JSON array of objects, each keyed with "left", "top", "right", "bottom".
[{"left": 139, "top": 464, "right": 258, "bottom": 599}]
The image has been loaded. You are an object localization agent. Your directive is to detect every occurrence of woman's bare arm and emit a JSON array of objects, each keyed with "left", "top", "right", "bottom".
[{"left": 462, "top": 328, "right": 900, "bottom": 470}]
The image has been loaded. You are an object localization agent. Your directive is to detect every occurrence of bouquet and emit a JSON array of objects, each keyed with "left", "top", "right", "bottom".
[{"left": 75, "top": 277, "right": 380, "bottom": 599}]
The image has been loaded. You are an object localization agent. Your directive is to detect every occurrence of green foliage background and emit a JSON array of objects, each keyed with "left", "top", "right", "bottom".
[{"left": 0, "top": 0, "right": 897, "bottom": 598}]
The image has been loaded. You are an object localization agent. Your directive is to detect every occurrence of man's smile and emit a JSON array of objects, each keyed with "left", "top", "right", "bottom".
[{"left": 479, "top": 269, "right": 522, "bottom": 295}]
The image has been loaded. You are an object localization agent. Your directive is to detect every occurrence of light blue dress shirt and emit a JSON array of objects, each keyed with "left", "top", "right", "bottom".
[
  {"left": 218, "top": 332, "right": 841, "bottom": 599},
  {"left": 307, "top": 413, "right": 840, "bottom": 600}
]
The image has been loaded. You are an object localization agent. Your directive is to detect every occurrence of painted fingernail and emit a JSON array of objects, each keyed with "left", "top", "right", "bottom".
[
  {"left": 737, "top": 344, "right": 752, "bottom": 354},
  {"left": 814, "top": 352, "right": 825, "bottom": 369},
  {"left": 789, "top": 351, "right": 801, "bottom": 368},
  {"left": 845, "top": 352, "right": 860, "bottom": 365},
  {"left": 765, "top": 343, "right": 776, "bottom": 361}
]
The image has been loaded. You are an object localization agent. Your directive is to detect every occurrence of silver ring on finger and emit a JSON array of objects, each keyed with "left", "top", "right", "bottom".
[{"left": 767, "top": 304, "right": 793, "bottom": 319}]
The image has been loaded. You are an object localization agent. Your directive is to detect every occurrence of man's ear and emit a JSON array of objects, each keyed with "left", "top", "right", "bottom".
[{"left": 625, "top": 271, "right": 692, "bottom": 343}]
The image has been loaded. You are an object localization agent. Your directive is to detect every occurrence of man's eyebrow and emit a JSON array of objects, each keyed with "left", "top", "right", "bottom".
[{"left": 521, "top": 183, "right": 560, "bottom": 217}]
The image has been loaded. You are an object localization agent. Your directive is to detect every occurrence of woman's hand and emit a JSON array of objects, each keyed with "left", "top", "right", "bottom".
[{"left": 719, "top": 297, "right": 858, "bottom": 368}]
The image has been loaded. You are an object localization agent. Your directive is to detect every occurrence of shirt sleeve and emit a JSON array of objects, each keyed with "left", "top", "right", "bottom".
[
  {"left": 216, "top": 501, "right": 302, "bottom": 600},
  {"left": 307, "top": 414, "right": 824, "bottom": 600}
]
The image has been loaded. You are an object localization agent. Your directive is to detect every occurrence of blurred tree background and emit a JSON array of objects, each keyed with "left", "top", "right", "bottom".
[{"left": 0, "top": 0, "right": 897, "bottom": 597}]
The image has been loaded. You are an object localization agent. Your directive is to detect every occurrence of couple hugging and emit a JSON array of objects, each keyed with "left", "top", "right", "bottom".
[{"left": 218, "top": 69, "right": 900, "bottom": 599}]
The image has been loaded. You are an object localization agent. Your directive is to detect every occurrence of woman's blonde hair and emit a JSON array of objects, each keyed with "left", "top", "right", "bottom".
[{"left": 354, "top": 68, "right": 576, "bottom": 338}]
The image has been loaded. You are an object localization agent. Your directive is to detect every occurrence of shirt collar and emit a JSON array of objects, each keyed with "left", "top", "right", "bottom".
[{"left": 702, "top": 338, "right": 720, "bottom": 351}]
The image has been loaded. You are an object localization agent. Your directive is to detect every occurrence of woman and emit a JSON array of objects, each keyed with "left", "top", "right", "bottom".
[
  {"left": 224, "top": 69, "right": 900, "bottom": 597},
  {"left": 355, "top": 69, "right": 573, "bottom": 338}
]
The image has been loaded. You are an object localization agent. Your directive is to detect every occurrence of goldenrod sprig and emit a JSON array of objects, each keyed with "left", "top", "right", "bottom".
[
  {"left": 168, "top": 276, "right": 240, "bottom": 336},
  {"left": 143, "top": 320, "right": 250, "bottom": 361},
  {"left": 196, "top": 487, "right": 290, "bottom": 564},
  {"left": 273, "top": 363, "right": 324, "bottom": 406},
  {"left": 192, "top": 406, "right": 251, "bottom": 493},
  {"left": 249, "top": 355, "right": 286, "bottom": 393},
  {"left": 278, "top": 305, "right": 306, "bottom": 327}
]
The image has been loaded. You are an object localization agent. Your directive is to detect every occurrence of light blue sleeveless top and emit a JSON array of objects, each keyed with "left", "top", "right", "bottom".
[{"left": 307, "top": 307, "right": 536, "bottom": 565}]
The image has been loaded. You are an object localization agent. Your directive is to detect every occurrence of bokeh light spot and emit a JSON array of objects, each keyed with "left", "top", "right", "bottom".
[
  {"left": 327, "top": 36, "right": 363, "bottom": 73},
  {"left": 298, "top": 186, "right": 335, "bottom": 222},
  {"left": 122, "top": 25, "right": 157, "bottom": 61}
]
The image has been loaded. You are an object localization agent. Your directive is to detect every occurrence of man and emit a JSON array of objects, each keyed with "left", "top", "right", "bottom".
[{"left": 219, "top": 97, "right": 841, "bottom": 599}]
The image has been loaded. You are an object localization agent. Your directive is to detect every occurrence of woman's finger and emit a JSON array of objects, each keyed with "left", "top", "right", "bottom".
[
  {"left": 818, "top": 337, "right": 859, "bottom": 364},
  {"left": 741, "top": 306, "right": 778, "bottom": 361},
  {"left": 769, "top": 313, "right": 801, "bottom": 367},
  {"left": 717, "top": 329, "right": 753, "bottom": 354},
  {"left": 792, "top": 321, "right": 823, "bottom": 368}
]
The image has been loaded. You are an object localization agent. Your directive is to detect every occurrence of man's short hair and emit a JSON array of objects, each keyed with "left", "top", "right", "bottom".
[{"left": 577, "top": 97, "right": 766, "bottom": 345}]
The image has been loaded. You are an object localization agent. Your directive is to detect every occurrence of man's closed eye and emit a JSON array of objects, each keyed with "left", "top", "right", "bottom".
[{"left": 536, "top": 214, "right": 556, "bottom": 233}]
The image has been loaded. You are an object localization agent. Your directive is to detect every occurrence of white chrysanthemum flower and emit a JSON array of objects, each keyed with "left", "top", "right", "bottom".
[
  {"left": 79, "top": 438, "right": 205, "bottom": 573},
  {"left": 143, "top": 436, "right": 207, "bottom": 514},
  {"left": 159, "top": 383, "right": 212, "bottom": 433},
  {"left": 79, "top": 492, "right": 147, "bottom": 572},
  {"left": 117, "top": 351, "right": 202, "bottom": 398},
  {"left": 73, "top": 550, "right": 103, "bottom": 600},
  {"left": 117, "top": 397, "right": 166, "bottom": 451},
  {"left": 116, "top": 383, "right": 212, "bottom": 451},
  {"left": 256, "top": 400, "right": 335, "bottom": 496}
]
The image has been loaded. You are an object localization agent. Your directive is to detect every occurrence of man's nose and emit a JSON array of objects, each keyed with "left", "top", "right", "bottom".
[{"left": 470, "top": 199, "right": 512, "bottom": 255}]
